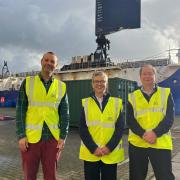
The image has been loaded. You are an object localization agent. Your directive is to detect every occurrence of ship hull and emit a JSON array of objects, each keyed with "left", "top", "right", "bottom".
[
  {"left": 0, "top": 90, "right": 18, "bottom": 107},
  {"left": 158, "top": 68, "right": 180, "bottom": 115}
]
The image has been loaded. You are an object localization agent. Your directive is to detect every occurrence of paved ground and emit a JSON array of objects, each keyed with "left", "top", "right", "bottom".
[{"left": 0, "top": 108, "right": 180, "bottom": 180}]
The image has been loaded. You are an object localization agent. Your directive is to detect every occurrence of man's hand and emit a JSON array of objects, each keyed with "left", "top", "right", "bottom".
[
  {"left": 143, "top": 131, "right": 157, "bottom": 144},
  {"left": 19, "top": 137, "right": 28, "bottom": 152},
  {"left": 94, "top": 147, "right": 104, "bottom": 157},
  {"left": 57, "top": 139, "right": 65, "bottom": 150},
  {"left": 101, "top": 146, "right": 111, "bottom": 155},
  {"left": 56, "top": 139, "right": 65, "bottom": 160}
]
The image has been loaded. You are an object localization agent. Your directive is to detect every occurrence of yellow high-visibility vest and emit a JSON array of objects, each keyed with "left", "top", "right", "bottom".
[
  {"left": 128, "top": 87, "right": 173, "bottom": 150},
  {"left": 25, "top": 75, "right": 66, "bottom": 143},
  {"left": 79, "top": 97, "right": 124, "bottom": 164}
]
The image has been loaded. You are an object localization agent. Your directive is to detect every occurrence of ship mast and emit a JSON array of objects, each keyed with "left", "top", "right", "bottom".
[
  {"left": 168, "top": 45, "right": 171, "bottom": 64},
  {"left": 2, "top": 61, "right": 10, "bottom": 78},
  {"left": 176, "top": 48, "right": 180, "bottom": 64}
]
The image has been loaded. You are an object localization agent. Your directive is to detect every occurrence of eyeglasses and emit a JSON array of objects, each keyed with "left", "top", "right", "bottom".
[
  {"left": 93, "top": 80, "right": 106, "bottom": 84},
  {"left": 141, "top": 72, "right": 155, "bottom": 76}
]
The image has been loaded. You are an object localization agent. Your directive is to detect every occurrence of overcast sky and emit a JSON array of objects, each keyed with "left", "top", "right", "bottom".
[{"left": 0, "top": 0, "right": 180, "bottom": 73}]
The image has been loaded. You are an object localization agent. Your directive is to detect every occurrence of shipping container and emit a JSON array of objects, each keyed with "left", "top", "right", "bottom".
[
  {"left": 0, "top": 78, "right": 137, "bottom": 126},
  {"left": 65, "top": 78, "right": 137, "bottom": 127}
]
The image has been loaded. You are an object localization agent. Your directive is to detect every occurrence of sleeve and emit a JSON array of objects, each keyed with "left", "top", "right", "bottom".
[
  {"left": 58, "top": 92, "right": 70, "bottom": 140},
  {"left": 79, "top": 107, "right": 98, "bottom": 154},
  {"left": 106, "top": 110, "right": 124, "bottom": 152},
  {"left": 127, "top": 101, "right": 145, "bottom": 137},
  {"left": 153, "top": 93, "right": 175, "bottom": 137},
  {"left": 16, "top": 79, "right": 28, "bottom": 139}
]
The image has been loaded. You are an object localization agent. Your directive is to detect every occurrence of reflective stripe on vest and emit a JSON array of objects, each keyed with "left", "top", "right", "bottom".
[
  {"left": 84, "top": 98, "right": 120, "bottom": 128},
  {"left": 28, "top": 76, "right": 63, "bottom": 108},
  {"left": 26, "top": 124, "right": 59, "bottom": 130},
  {"left": 79, "top": 97, "right": 125, "bottom": 164},
  {"left": 128, "top": 87, "right": 173, "bottom": 150},
  {"left": 130, "top": 88, "right": 166, "bottom": 118},
  {"left": 86, "top": 120, "right": 115, "bottom": 128},
  {"left": 25, "top": 76, "right": 66, "bottom": 143}
]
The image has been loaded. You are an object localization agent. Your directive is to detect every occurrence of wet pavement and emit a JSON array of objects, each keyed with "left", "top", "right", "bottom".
[{"left": 0, "top": 108, "right": 180, "bottom": 180}]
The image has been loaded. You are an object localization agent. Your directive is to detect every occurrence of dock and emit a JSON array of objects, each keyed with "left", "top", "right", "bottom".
[{"left": 0, "top": 108, "right": 180, "bottom": 179}]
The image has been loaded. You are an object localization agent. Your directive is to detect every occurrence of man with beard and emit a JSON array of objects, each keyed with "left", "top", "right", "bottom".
[{"left": 16, "top": 52, "right": 69, "bottom": 180}]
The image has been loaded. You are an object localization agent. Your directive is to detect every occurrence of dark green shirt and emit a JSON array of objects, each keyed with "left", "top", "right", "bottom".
[{"left": 16, "top": 74, "right": 70, "bottom": 140}]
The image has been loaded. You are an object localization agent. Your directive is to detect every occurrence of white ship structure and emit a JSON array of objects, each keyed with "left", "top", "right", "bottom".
[{"left": 1, "top": 49, "right": 180, "bottom": 114}]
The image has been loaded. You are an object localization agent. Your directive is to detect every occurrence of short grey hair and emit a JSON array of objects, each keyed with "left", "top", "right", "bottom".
[
  {"left": 139, "top": 64, "right": 156, "bottom": 76},
  {"left": 92, "top": 71, "right": 108, "bottom": 82}
]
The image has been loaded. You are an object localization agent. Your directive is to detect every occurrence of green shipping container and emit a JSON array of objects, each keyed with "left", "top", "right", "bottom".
[{"left": 64, "top": 78, "right": 137, "bottom": 127}]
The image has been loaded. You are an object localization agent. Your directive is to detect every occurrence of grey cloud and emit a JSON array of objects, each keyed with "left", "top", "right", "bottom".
[{"left": 0, "top": 0, "right": 180, "bottom": 73}]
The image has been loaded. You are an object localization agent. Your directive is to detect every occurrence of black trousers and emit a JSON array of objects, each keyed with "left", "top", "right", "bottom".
[
  {"left": 84, "top": 160, "right": 117, "bottom": 180},
  {"left": 128, "top": 143, "right": 175, "bottom": 180}
]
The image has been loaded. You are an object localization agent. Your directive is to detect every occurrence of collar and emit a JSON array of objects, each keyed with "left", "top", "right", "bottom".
[
  {"left": 90, "top": 91, "right": 111, "bottom": 102},
  {"left": 141, "top": 84, "right": 157, "bottom": 95},
  {"left": 38, "top": 73, "right": 53, "bottom": 83}
]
